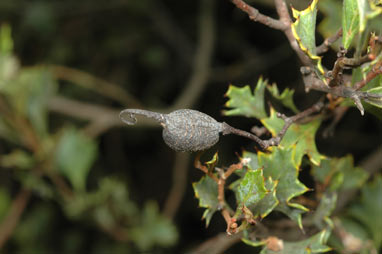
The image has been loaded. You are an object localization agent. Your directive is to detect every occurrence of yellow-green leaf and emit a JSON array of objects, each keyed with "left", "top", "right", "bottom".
[
  {"left": 291, "top": 0, "right": 324, "bottom": 75},
  {"left": 343, "top": 0, "right": 360, "bottom": 49},
  {"left": 261, "top": 108, "right": 324, "bottom": 166}
]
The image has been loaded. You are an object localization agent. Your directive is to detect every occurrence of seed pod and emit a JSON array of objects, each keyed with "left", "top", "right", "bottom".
[{"left": 120, "top": 109, "right": 223, "bottom": 152}]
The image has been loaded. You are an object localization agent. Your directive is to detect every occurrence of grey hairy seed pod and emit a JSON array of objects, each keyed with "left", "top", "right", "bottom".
[{"left": 120, "top": 109, "right": 224, "bottom": 152}]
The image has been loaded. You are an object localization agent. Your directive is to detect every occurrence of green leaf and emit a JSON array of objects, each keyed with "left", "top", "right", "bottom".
[
  {"left": 0, "top": 149, "right": 34, "bottom": 169},
  {"left": 262, "top": 108, "right": 324, "bottom": 166},
  {"left": 267, "top": 83, "right": 299, "bottom": 113},
  {"left": 291, "top": 0, "right": 324, "bottom": 75},
  {"left": 342, "top": 0, "right": 360, "bottom": 49},
  {"left": 126, "top": 201, "right": 178, "bottom": 251},
  {"left": 1, "top": 68, "right": 57, "bottom": 137},
  {"left": 313, "top": 192, "right": 337, "bottom": 229},
  {"left": 224, "top": 77, "right": 267, "bottom": 119},
  {"left": 364, "top": 87, "right": 382, "bottom": 108},
  {"left": 0, "top": 23, "right": 13, "bottom": 54},
  {"left": 55, "top": 127, "right": 97, "bottom": 192},
  {"left": 236, "top": 169, "right": 267, "bottom": 207},
  {"left": 249, "top": 177, "right": 279, "bottom": 219},
  {"left": 260, "top": 230, "right": 331, "bottom": 254},
  {"left": 258, "top": 147, "right": 309, "bottom": 226},
  {"left": 193, "top": 175, "right": 219, "bottom": 227},
  {"left": 348, "top": 175, "right": 382, "bottom": 249},
  {"left": 312, "top": 155, "right": 368, "bottom": 191}
]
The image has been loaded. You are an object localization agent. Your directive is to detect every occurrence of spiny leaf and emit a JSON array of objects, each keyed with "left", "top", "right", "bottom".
[
  {"left": 267, "top": 83, "right": 299, "bottom": 113},
  {"left": 258, "top": 147, "right": 309, "bottom": 226},
  {"left": 236, "top": 169, "right": 267, "bottom": 208},
  {"left": 192, "top": 175, "right": 219, "bottom": 227},
  {"left": 262, "top": 108, "right": 324, "bottom": 166},
  {"left": 291, "top": 0, "right": 324, "bottom": 75},
  {"left": 224, "top": 77, "right": 267, "bottom": 119},
  {"left": 205, "top": 152, "right": 219, "bottom": 173},
  {"left": 260, "top": 229, "right": 332, "bottom": 254},
  {"left": 313, "top": 192, "right": 337, "bottom": 229},
  {"left": 55, "top": 127, "right": 98, "bottom": 192},
  {"left": 312, "top": 155, "right": 368, "bottom": 191},
  {"left": 343, "top": 0, "right": 360, "bottom": 49},
  {"left": 348, "top": 175, "right": 382, "bottom": 249}
]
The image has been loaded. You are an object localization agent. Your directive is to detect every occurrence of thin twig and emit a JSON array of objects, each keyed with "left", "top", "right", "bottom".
[
  {"left": 187, "top": 231, "right": 243, "bottom": 254},
  {"left": 231, "top": 0, "right": 286, "bottom": 31},
  {"left": 222, "top": 100, "right": 325, "bottom": 150},
  {"left": 0, "top": 189, "right": 31, "bottom": 249},
  {"left": 354, "top": 65, "right": 382, "bottom": 90},
  {"left": 50, "top": 65, "right": 142, "bottom": 107},
  {"left": 316, "top": 28, "right": 343, "bottom": 55}
]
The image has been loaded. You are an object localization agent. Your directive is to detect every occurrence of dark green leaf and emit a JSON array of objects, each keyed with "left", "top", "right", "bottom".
[
  {"left": 267, "top": 83, "right": 298, "bottom": 113},
  {"left": 237, "top": 169, "right": 267, "bottom": 207},
  {"left": 262, "top": 108, "right": 324, "bottom": 166},
  {"left": 258, "top": 147, "right": 309, "bottom": 226},
  {"left": 312, "top": 155, "right": 368, "bottom": 191},
  {"left": 55, "top": 127, "right": 97, "bottom": 192},
  {"left": 260, "top": 230, "right": 331, "bottom": 254},
  {"left": 193, "top": 175, "right": 219, "bottom": 227},
  {"left": 348, "top": 175, "right": 382, "bottom": 249},
  {"left": 224, "top": 77, "right": 267, "bottom": 119},
  {"left": 313, "top": 192, "right": 337, "bottom": 228}
]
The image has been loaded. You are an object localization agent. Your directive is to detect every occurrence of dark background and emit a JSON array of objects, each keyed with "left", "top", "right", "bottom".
[{"left": 0, "top": 0, "right": 381, "bottom": 253}]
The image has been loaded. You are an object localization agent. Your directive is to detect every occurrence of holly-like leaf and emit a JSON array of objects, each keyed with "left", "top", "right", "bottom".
[
  {"left": 312, "top": 155, "right": 368, "bottom": 191},
  {"left": 192, "top": 175, "right": 219, "bottom": 227},
  {"left": 348, "top": 175, "right": 382, "bottom": 249},
  {"left": 205, "top": 152, "right": 219, "bottom": 173},
  {"left": 342, "top": 0, "right": 360, "bottom": 49},
  {"left": 236, "top": 169, "right": 267, "bottom": 208},
  {"left": 54, "top": 127, "right": 98, "bottom": 192},
  {"left": 129, "top": 201, "right": 178, "bottom": 251},
  {"left": 291, "top": 0, "right": 324, "bottom": 75},
  {"left": 262, "top": 108, "right": 324, "bottom": 166},
  {"left": 260, "top": 230, "right": 331, "bottom": 254},
  {"left": 224, "top": 77, "right": 267, "bottom": 119},
  {"left": 313, "top": 192, "right": 337, "bottom": 229},
  {"left": 267, "top": 83, "right": 299, "bottom": 113},
  {"left": 258, "top": 147, "right": 309, "bottom": 226}
]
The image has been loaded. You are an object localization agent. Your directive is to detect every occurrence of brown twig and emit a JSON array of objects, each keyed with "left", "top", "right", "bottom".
[
  {"left": 354, "top": 64, "right": 382, "bottom": 90},
  {"left": 316, "top": 28, "right": 343, "bottom": 55},
  {"left": 222, "top": 100, "right": 324, "bottom": 150},
  {"left": 187, "top": 231, "right": 243, "bottom": 254},
  {"left": 0, "top": 189, "right": 31, "bottom": 249},
  {"left": 50, "top": 65, "right": 142, "bottom": 107},
  {"left": 230, "top": 0, "right": 286, "bottom": 31}
]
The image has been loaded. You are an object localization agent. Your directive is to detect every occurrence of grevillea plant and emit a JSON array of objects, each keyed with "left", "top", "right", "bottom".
[
  {"left": 120, "top": 0, "right": 382, "bottom": 253},
  {"left": 187, "top": 1, "right": 382, "bottom": 253}
]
